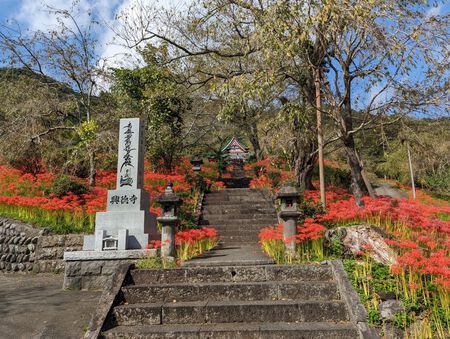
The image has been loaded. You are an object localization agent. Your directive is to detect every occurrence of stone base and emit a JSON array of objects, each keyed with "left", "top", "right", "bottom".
[
  {"left": 63, "top": 249, "right": 156, "bottom": 290},
  {"left": 84, "top": 210, "right": 158, "bottom": 250}
]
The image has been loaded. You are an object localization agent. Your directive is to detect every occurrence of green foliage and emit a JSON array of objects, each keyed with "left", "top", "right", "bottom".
[
  {"left": 111, "top": 48, "right": 192, "bottom": 171},
  {"left": 312, "top": 163, "right": 352, "bottom": 188},
  {"left": 367, "top": 305, "right": 382, "bottom": 326},
  {"left": 45, "top": 174, "right": 88, "bottom": 197},
  {"left": 420, "top": 167, "right": 450, "bottom": 195},
  {"left": 136, "top": 255, "right": 177, "bottom": 269}
]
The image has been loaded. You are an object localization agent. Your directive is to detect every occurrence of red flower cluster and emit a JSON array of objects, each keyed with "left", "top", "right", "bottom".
[
  {"left": 259, "top": 219, "right": 326, "bottom": 244},
  {"left": 175, "top": 227, "right": 218, "bottom": 246},
  {"left": 317, "top": 192, "right": 450, "bottom": 290}
]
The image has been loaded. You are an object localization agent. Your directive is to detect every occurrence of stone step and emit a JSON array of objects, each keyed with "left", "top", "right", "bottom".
[
  {"left": 202, "top": 201, "right": 274, "bottom": 207},
  {"left": 122, "top": 281, "right": 339, "bottom": 304},
  {"left": 218, "top": 236, "right": 261, "bottom": 244},
  {"left": 215, "top": 232, "right": 265, "bottom": 240},
  {"left": 201, "top": 207, "right": 276, "bottom": 215},
  {"left": 202, "top": 215, "right": 276, "bottom": 223},
  {"left": 113, "top": 300, "right": 349, "bottom": 326},
  {"left": 103, "top": 322, "right": 358, "bottom": 338},
  {"left": 129, "top": 265, "right": 333, "bottom": 285},
  {"left": 203, "top": 195, "right": 272, "bottom": 204},
  {"left": 206, "top": 190, "right": 271, "bottom": 197},
  {"left": 200, "top": 219, "right": 277, "bottom": 226}
]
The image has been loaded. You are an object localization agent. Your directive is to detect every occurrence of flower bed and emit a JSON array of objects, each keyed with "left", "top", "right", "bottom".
[
  {"left": 138, "top": 227, "right": 218, "bottom": 268},
  {"left": 259, "top": 184, "right": 450, "bottom": 337},
  {"left": 0, "top": 159, "right": 224, "bottom": 233}
]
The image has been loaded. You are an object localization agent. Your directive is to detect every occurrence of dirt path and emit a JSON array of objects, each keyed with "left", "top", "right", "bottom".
[{"left": 0, "top": 273, "right": 100, "bottom": 339}]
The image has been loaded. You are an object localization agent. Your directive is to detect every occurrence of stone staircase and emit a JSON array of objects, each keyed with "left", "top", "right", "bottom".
[
  {"left": 102, "top": 264, "right": 359, "bottom": 338},
  {"left": 200, "top": 188, "right": 278, "bottom": 244}
]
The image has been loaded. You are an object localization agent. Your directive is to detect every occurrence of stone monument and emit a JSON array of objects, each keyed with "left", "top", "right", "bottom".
[
  {"left": 63, "top": 118, "right": 158, "bottom": 290},
  {"left": 83, "top": 118, "right": 157, "bottom": 251}
]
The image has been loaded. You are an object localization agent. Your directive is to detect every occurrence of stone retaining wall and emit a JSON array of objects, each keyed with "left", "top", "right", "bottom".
[
  {"left": 63, "top": 250, "right": 155, "bottom": 290},
  {"left": 0, "top": 219, "right": 40, "bottom": 272},
  {"left": 34, "top": 234, "right": 84, "bottom": 273},
  {"left": 0, "top": 217, "right": 83, "bottom": 274}
]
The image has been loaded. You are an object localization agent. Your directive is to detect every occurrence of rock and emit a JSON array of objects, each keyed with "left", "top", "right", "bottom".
[
  {"left": 31, "top": 236, "right": 39, "bottom": 244},
  {"left": 379, "top": 299, "right": 404, "bottom": 321},
  {"left": 17, "top": 263, "right": 25, "bottom": 271},
  {"left": 0, "top": 261, "right": 4, "bottom": 270},
  {"left": 373, "top": 182, "right": 409, "bottom": 199},
  {"left": 39, "top": 228, "right": 50, "bottom": 236},
  {"left": 24, "top": 237, "right": 31, "bottom": 245},
  {"left": 27, "top": 243, "right": 35, "bottom": 252},
  {"left": 379, "top": 291, "right": 397, "bottom": 301},
  {"left": 325, "top": 224, "right": 397, "bottom": 265}
]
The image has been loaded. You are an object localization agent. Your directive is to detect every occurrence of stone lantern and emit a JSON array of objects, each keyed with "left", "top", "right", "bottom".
[
  {"left": 155, "top": 181, "right": 182, "bottom": 258},
  {"left": 190, "top": 156, "right": 204, "bottom": 173},
  {"left": 276, "top": 184, "right": 302, "bottom": 255}
]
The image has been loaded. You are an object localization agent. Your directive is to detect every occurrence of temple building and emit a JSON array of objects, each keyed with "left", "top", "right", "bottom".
[{"left": 221, "top": 136, "right": 250, "bottom": 160}]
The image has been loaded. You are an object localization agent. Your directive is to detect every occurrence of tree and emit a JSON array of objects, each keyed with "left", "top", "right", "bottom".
[
  {"left": 115, "top": 0, "right": 449, "bottom": 204},
  {"left": 115, "top": 0, "right": 322, "bottom": 189},
  {"left": 0, "top": 2, "right": 104, "bottom": 185},
  {"left": 111, "top": 45, "right": 201, "bottom": 172}
]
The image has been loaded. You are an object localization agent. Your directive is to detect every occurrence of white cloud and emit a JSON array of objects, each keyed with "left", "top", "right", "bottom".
[{"left": 425, "top": 4, "right": 443, "bottom": 18}]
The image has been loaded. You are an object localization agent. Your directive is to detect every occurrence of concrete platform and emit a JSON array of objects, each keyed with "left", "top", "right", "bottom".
[{"left": 182, "top": 244, "right": 274, "bottom": 267}]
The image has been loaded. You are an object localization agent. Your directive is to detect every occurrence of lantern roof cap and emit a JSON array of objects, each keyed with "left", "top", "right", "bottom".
[
  {"left": 276, "top": 184, "right": 300, "bottom": 199},
  {"left": 155, "top": 181, "right": 182, "bottom": 204}
]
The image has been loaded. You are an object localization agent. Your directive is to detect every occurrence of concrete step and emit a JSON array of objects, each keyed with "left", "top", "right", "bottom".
[
  {"left": 200, "top": 217, "right": 278, "bottom": 226},
  {"left": 202, "top": 200, "right": 274, "bottom": 207},
  {"left": 203, "top": 196, "right": 273, "bottom": 205},
  {"left": 208, "top": 223, "right": 273, "bottom": 229},
  {"left": 122, "top": 281, "right": 339, "bottom": 304},
  {"left": 129, "top": 265, "right": 334, "bottom": 285},
  {"left": 215, "top": 232, "right": 265, "bottom": 240},
  {"left": 103, "top": 322, "right": 359, "bottom": 338},
  {"left": 203, "top": 213, "right": 278, "bottom": 223},
  {"left": 113, "top": 300, "right": 349, "bottom": 326},
  {"left": 218, "top": 236, "right": 261, "bottom": 244},
  {"left": 206, "top": 189, "right": 271, "bottom": 197},
  {"left": 201, "top": 207, "right": 276, "bottom": 215}
]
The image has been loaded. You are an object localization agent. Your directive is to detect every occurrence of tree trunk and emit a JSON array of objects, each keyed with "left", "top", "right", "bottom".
[
  {"left": 88, "top": 149, "right": 96, "bottom": 187},
  {"left": 294, "top": 150, "right": 317, "bottom": 191},
  {"left": 248, "top": 122, "right": 262, "bottom": 160},
  {"left": 343, "top": 134, "right": 367, "bottom": 206}
]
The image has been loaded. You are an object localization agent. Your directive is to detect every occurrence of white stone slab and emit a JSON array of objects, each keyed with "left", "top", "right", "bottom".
[
  {"left": 106, "top": 188, "right": 150, "bottom": 212},
  {"left": 64, "top": 249, "right": 156, "bottom": 261},
  {"left": 116, "top": 118, "right": 145, "bottom": 190}
]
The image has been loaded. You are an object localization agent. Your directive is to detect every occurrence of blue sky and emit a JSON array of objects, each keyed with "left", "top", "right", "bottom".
[{"left": 0, "top": 0, "right": 187, "bottom": 69}]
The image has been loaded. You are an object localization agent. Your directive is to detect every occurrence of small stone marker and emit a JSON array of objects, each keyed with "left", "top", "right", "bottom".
[{"left": 84, "top": 118, "right": 157, "bottom": 251}]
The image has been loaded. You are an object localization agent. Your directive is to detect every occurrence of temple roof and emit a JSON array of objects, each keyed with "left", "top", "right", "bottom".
[{"left": 221, "top": 136, "right": 249, "bottom": 153}]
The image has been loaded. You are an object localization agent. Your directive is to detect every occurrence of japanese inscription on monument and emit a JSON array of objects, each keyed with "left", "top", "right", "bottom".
[{"left": 116, "top": 118, "right": 145, "bottom": 190}]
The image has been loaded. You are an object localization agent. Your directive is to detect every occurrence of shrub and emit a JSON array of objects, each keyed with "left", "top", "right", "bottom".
[{"left": 46, "top": 174, "right": 89, "bottom": 197}]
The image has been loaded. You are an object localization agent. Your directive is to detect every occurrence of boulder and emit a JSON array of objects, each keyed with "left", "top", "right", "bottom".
[
  {"left": 325, "top": 224, "right": 397, "bottom": 265},
  {"left": 379, "top": 299, "right": 404, "bottom": 321}
]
